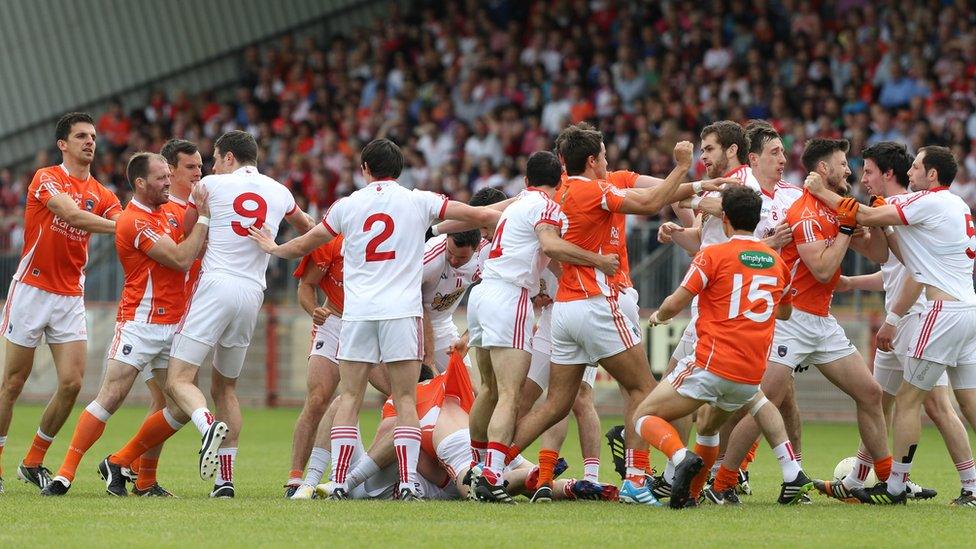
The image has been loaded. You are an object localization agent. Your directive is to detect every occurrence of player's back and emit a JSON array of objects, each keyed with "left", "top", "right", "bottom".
[
  {"left": 563, "top": 170, "right": 638, "bottom": 287},
  {"left": 481, "top": 189, "right": 561, "bottom": 293},
  {"left": 688, "top": 236, "right": 790, "bottom": 384},
  {"left": 196, "top": 166, "right": 297, "bottom": 289},
  {"left": 780, "top": 189, "right": 839, "bottom": 316},
  {"left": 323, "top": 180, "right": 447, "bottom": 321},
  {"left": 422, "top": 235, "right": 486, "bottom": 331}
]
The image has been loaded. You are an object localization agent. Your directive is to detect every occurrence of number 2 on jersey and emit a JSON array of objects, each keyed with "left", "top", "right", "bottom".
[
  {"left": 364, "top": 213, "right": 396, "bottom": 262},
  {"left": 728, "top": 274, "right": 777, "bottom": 322},
  {"left": 231, "top": 192, "right": 268, "bottom": 237},
  {"left": 488, "top": 219, "right": 507, "bottom": 259},
  {"left": 965, "top": 214, "right": 976, "bottom": 259}
]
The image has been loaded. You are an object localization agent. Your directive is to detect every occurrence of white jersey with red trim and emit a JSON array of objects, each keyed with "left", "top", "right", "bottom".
[
  {"left": 880, "top": 194, "right": 925, "bottom": 315},
  {"left": 892, "top": 187, "right": 976, "bottom": 303},
  {"left": 422, "top": 235, "right": 487, "bottom": 339},
  {"left": 324, "top": 180, "right": 448, "bottom": 320},
  {"left": 755, "top": 180, "right": 802, "bottom": 241},
  {"left": 480, "top": 188, "right": 565, "bottom": 294},
  {"left": 700, "top": 165, "right": 762, "bottom": 247},
  {"left": 190, "top": 166, "right": 297, "bottom": 289}
]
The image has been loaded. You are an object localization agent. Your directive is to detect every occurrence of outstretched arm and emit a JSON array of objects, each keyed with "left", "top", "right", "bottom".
[
  {"left": 535, "top": 224, "right": 619, "bottom": 274},
  {"left": 46, "top": 194, "right": 116, "bottom": 233},
  {"left": 249, "top": 223, "right": 335, "bottom": 259}
]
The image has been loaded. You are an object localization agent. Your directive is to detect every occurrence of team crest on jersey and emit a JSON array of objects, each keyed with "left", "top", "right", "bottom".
[
  {"left": 315, "top": 341, "right": 324, "bottom": 350},
  {"left": 84, "top": 199, "right": 95, "bottom": 211},
  {"left": 800, "top": 208, "right": 816, "bottom": 220},
  {"left": 122, "top": 344, "right": 132, "bottom": 356},
  {"left": 692, "top": 253, "right": 707, "bottom": 268},
  {"left": 777, "top": 345, "right": 787, "bottom": 357}
]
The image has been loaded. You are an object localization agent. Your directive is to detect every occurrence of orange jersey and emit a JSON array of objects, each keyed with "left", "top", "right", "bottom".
[
  {"left": 553, "top": 175, "right": 631, "bottom": 301},
  {"left": 780, "top": 189, "right": 840, "bottom": 316},
  {"left": 162, "top": 196, "right": 202, "bottom": 290},
  {"left": 114, "top": 199, "right": 190, "bottom": 323},
  {"left": 14, "top": 164, "right": 121, "bottom": 296},
  {"left": 292, "top": 236, "right": 344, "bottom": 314},
  {"left": 681, "top": 236, "right": 791, "bottom": 384}
]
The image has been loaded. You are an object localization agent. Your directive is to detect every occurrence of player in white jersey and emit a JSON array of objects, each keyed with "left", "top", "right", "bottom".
[
  {"left": 250, "top": 138, "right": 500, "bottom": 500},
  {"left": 806, "top": 145, "right": 976, "bottom": 506},
  {"left": 165, "top": 131, "right": 315, "bottom": 496}
]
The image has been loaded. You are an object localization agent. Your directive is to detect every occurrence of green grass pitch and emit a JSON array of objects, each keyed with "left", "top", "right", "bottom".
[{"left": 0, "top": 404, "right": 973, "bottom": 547}]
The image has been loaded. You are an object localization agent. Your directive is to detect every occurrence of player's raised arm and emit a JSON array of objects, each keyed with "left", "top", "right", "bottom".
[
  {"left": 433, "top": 200, "right": 508, "bottom": 235},
  {"left": 249, "top": 222, "right": 334, "bottom": 259},
  {"left": 45, "top": 193, "right": 117, "bottom": 233},
  {"left": 616, "top": 141, "right": 694, "bottom": 215},
  {"left": 535, "top": 224, "right": 619, "bottom": 275},
  {"left": 804, "top": 172, "right": 903, "bottom": 227}
]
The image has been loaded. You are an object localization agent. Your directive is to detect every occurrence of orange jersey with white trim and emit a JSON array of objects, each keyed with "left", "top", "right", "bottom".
[
  {"left": 681, "top": 236, "right": 791, "bottom": 384},
  {"left": 114, "top": 199, "right": 190, "bottom": 323},
  {"left": 14, "top": 164, "right": 121, "bottom": 296},
  {"left": 780, "top": 189, "right": 840, "bottom": 316},
  {"left": 292, "top": 236, "right": 344, "bottom": 314},
  {"left": 553, "top": 175, "right": 630, "bottom": 301},
  {"left": 382, "top": 351, "right": 475, "bottom": 423},
  {"left": 161, "top": 196, "right": 202, "bottom": 291}
]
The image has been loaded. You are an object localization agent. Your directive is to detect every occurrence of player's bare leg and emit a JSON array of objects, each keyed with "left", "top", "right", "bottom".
[
  {"left": 474, "top": 347, "right": 530, "bottom": 502},
  {"left": 573, "top": 383, "right": 602, "bottom": 482},
  {"left": 955, "top": 388, "right": 976, "bottom": 433},
  {"left": 468, "top": 348, "right": 496, "bottom": 467},
  {"left": 210, "top": 366, "right": 241, "bottom": 493},
  {"left": 286, "top": 356, "right": 339, "bottom": 493},
  {"left": 662, "top": 356, "right": 694, "bottom": 445},
  {"left": 385, "top": 359, "right": 423, "bottom": 498},
  {"left": 327, "top": 360, "right": 371, "bottom": 497},
  {"left": 509, "top": 363, "right": 586, "bottom": 453},
  {"left": 165, "top": 356, "right": 227, "bottom": 481},
  {"left": 0, "top": 341, "right": 37, "bottom": 484},
  {"left": 780, "top": 383, "right": 802, "bottom": 462}
]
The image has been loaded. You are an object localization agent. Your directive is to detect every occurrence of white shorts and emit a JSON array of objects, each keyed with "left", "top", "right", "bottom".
[
  {"left": 551, "top": 294, "right": 641, "bottom": 365},
  {"left": 467, "top": 279, "right": 534, "bottom": 352},
  {"left": 436, "top": 429, "right": 473, "bottom": 480},
  {"left": 768, "top": 309, "right": 856, "bottom": 372},
  {"left": 669, "top": 337, "right": 697, "bottom": 365},
  {"left": 907, "top": 301, "right": 976, "bottom": 367},
  {"left": 106, "top": 321, "right": 177, "bottom": 373},
  {"left": 308, "top": 315, "right": 341, "bottom": 363},
  {"left": 348, "top": 464, "right": 398, "bottom": 500},
  {"left": 337, "top": 317, "right": 423, "bottom": 363},
  {"left": 417, "top": 473, "right": 461, "bottom": 500},
  {"left": 667, "top": 357, "right": 760, "bottom": 412},
  {"left": 874, "top": 313, "right": 947, "bottom": 395},
  {"left": 527, "top": 345, "right": 597, "bottom": 389},
  {"left": 1, "top": 280, "right": 86, "bottom": 347}
]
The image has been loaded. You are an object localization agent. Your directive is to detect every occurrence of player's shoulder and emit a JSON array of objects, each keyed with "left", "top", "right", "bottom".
[
  {"left": 32, "top": 165, "right": 64, "bottom": 184},
  {"left": 607, "top": 170, "right": 639, "bottom": 188}
]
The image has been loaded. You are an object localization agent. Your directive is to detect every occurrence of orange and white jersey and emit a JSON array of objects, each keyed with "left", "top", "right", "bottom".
[
  {"left": 161, "top": 195, "right": 202, "bottom": 290},
  {"left": 292, "top": 235, "right": 345, "bottom": 315},
  {"left": 14, "top": 164, "right": 121, "bottom": 296},
  {"left": 780, "top": 189, "right": 840, "bottom": 317},
  {"left": 481, "top": 188, "right": 564, "bottom": 293},
  {"left": 755, "top": 180, "right": 802, "bottom": 241},
  {"left": 114, "top": 199, "right": 189, "bottom": 324},
  {"left": 699, "top": 165, "right": 762, "bottom": 248},
  {"left": 422, "top": 235, "right": 487, "bottom": 338},
  {"left": 681, "top": 235, "right": 791, "bottom": 384}
]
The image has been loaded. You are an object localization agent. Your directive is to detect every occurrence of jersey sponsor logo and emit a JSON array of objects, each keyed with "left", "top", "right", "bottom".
[
  {"left": 739, "top": 251, "right": 774, "bottom": 270},
  {"left": 430, "top": 287, "right": 466, "bottom": 311}
]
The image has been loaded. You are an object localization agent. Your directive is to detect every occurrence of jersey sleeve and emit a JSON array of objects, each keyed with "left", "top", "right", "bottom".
[
  {"left": 679, "top": 249, "right": 712, "bottom": 295},
  {"left": 607, "top": 170, "right": 639, "bottom": 189},
  {"left": 598, "top": 181, "right": 628, "bottom": 212},
  {"left": 894, "top": 192, "right": 938, "bottom": 226},
  {"left": 283, "top": 187, "right": 298, "bottom": 216},
  {"left": 33, "top": 170, "right": 64, "bottom": 207},
  {"left": 130, "top": 218, "right": 163, "bottom": 254},
  {"left": 791, "top": 218, "right": 827, "bottom": 245},
  {"left": 421, "top": 244, "right": 443, "bottom": 290},
  {"left": 413, "top": 189, "right": 449, "bottom": 223},
  {"left": 322, "top": 198, "right": 345, "bottom": 236},
  {"left": 98, "top": 185, "right": 122, "bottom": 219},
  {"left": 532, "top": 199, "right": 564, "bottom": 229}
]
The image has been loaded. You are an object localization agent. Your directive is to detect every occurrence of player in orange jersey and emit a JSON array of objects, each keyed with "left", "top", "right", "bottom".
[
  {"left": 39, "top": 153, "right": 209, "bottom": 497},
  {"left": 0, "top": 113, "right": 121, "bottom": 493},
  {"left": 634, "top": 185, "right": 813, "bottom": 509}
]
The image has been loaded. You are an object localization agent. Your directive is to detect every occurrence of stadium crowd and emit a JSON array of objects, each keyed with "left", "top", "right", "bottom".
[{"left": 2, "top": 0, "right": 976, "bottom": 253}]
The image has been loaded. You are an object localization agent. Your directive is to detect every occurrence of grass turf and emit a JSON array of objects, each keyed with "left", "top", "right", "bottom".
[{"left": 0, "top": 404, "right": 973, "bottom": 547}]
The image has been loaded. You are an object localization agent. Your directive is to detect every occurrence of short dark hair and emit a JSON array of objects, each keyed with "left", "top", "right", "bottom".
[
  {"left": 557, "top": 123, "right": 603, "bottom": 176},
  {"left": 360, "top": 138, "right": 403, "bottom": 180},
  {"left": 918, "top": 146, "right": 957, "bottom": 186},
  {"left": 126, "top": 152, "right": 165, "bottom": 190},
  {"left": 745, "top": 120, "right": 780, "bottom": 156},
  {"left": 525, "top": 151, "right": 562, "bottom": 187},
  {"left": 470, "top": 187, "right": 507, "bottom": 207},
  {"left": 419, "top": 363, "right": 435, "bottom": 382},
  {"left": 449, "top": 229, "right": 482, "bottom": 248},
  {"left": 160, "top": 139, "right": 199, "bottom": 166},
  {"left": 214, "top": 130, "right": 258, "bottom": 165},
  {"left": 56, "top": 112, "right": 94, "bottom": 142},
  {"left": 701, "top": 121, "right": 748, "bottom": 164},
  {"left": 862, "top": 141, "right": 911, "bottom": 188},
  {"left": 801, "top": 138, "right": 850, "bottom": 172},
  {"left": 722, "top": 185, "right": 762, "bottom": 232}
]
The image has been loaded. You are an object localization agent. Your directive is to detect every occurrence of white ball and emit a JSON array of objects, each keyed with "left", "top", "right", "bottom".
[{"left": 833, "top": 456, "right": 877, "bottom": 487}]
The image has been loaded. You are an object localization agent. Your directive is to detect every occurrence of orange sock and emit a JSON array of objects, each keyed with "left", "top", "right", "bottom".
[
  {"left": 537, "top": 449, "right": 558, "bottom": 488},
  {"left": 739, "top": 439, "right": 760, "bottom": 471},
  {"left": 23, "top": 430, "right": 54, "bottom": 467},
  {"left": 637, "top": 416, "right": 684, "bottom": 459},
  {"left": 57, "top": 411, "right": 107, "bottom": 482},
  {"left": 288, "top": 468, "right": 303, "bottom": 482},
  {"left": 874, "top": 455, "right": 892, "bottom": 482},
  {"left": 712, "top": 464, "right": 739, "bottom": 493},
  {"left": 691, "top": 443, "right": 720, "bottom": 499},
  {"left": 130, "top": 457, "right": 142, "bottom": 476},
  {"left": 110, "top": 410, "right": 181, "bottom": 466},
  {"left": 135, "top": 457, "right": 159, "bottom": 491},
  {"left": 504, "top": 445, "right": 522, "bottom": 465}
]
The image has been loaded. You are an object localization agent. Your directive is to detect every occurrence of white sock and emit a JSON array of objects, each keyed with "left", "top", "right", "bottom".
[
  {"left": 303, "top": 447, "right": 330, "bottom": 487},
  {"left": 190, "top": 408, "right": 215, "bottom": 435},
  {"left": 664, "top": 459, "right": 676, "bottom": 483},
  {"left": 162, "top": 408, "right": 186, "bottom": 429},
  {"left": 956, "top": 459, "right": 976, "bottom": 492},
  {"left": 771, "top": 441, "right": 802, "bottom": 482},
  {"left": 672, "top": 447, "right": 688, "bottom": 465},
  {"left": 346, "top": 455, "right": 380, "bottom": 489},
  {"left": 330, "top": 425, "right": 360, "bottom": 486},
  {"left": 216, "top": 447, "right": 237, "bottom": 485},
  {"left": 888, "top": 460, "right": 911, "bottom": 495},
  {"left": 583, "top": 457, "right": 600, "bottom": 482},
  {"left": 795, "top": 452, "right": 802, "bottom": 468},
  {"left": 485, "top": 442, "right": 507, "bottom": 484},
  {"left": 696, "top": 433, "right": 720, "bottom": 447},
  {"left": 85, "top": 401, "right": 112, "bottom": 422},
  {"left": 36, "top": 428, "right": 54, "bottom": 442},
  {"left": 843, "top": 449, "right": 873, "bottom": 489},
  {"left": 394, "top": 426, "right": 422, "bottom": 489},
  {"left": 507, "top": 453, "right": 526, "bottom": 471},
  {"left": 709, "top": 454, "right": 723, "bottom": 478}
]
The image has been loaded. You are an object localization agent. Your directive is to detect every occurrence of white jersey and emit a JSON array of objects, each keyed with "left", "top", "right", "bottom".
[
  {"left": 891, "top": 187, "right": 976, "bottom": 303},
  {"left": 481, "top": 188, "right": 565, "bottom": 294},
  {"left": 324, "top": 180, "right": 447, "bottom": 320},
  {"left": 699, "top": 165, "right": 762, "bottom": 247},
  {"left": 755, "top": 180, "right": 802, "bottom": 241},
  {"left": 421, "top": 235, "right": 488, "bottom": 340},
  {"left": 880, "top": 194, "right": 925, "bottom": 315},
  {"left": 192, "top": 166, "right": 297, "bottom": 289}
]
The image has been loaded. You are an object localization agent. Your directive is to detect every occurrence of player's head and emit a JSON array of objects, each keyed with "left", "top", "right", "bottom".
[
  {"left": 161, "top": 139, "right": 203, "bottom": 194},
  {"left": 745, "top": 121, "right": 785, "bottom": 183},
  {"left": 525, "top": 151, "right": 562, "bottom": 194},
  {"left": 557, "top": 123, "right": 606, "bottom": 179},
  {"left": 446, "top": 229, "right": 481, "bottom": 268},
  {"left": 700, "top": 121, "right": 748, "bottom": 178},
  {"left": 126, "top": 152, "right": 172, "bottom": 207},
  {"left": 56, "top": 112, "right": 96, "bottom": 166},
  {"left": 213, "top": 130, "right": 258, "bottom": 174},
  {"left": 553, "top": 121, "right": 596, "bottom": 171},
  {"left": 360, "top": 138, "right": 404, "bottom": 181},
  {"left": 909, "top": 146, "right": 957, "bottom": 192},
  {"left": 721, "top": 185, "right": 762, "bottom": 235},
  {"left": 469, "top": 187, "right": 507, "bottom": 240},
  {"left": 861, "top": 141, "right": 911, "bottom": 196},
  {"left": 801, "top": 138, "right": 851, "bottom": 193}
]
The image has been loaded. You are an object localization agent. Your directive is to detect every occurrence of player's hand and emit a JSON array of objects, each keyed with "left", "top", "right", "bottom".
[
  {"left": 649, "top": 310, "right": 670, "bottom": 326},
  {"left": 532, "top": 292, "right": 553, "bottom": 309},
  {"left": 804, "top": 172, "right": 826, "bottom": 196},
  {"left": 870, "top": 195, "right": 887, "bottom": 208},
  {"left": 658, "top": 222, "right": 684, "bottom": 244},
  {"left": 835, "top": 275, "right": 852, "bottom": 293},
  {"left": 191, "top": 184, "right": 210, "bottom": 217},
  {"left": 700, "top": 177, "right": 743, "bottom": 192},
  {"left": 450, "top": 332, "right": 469, "bottom": 357},
  {"left": 852, "top": 226, "right": 870, "bottom": 240},
  {"left": 696, "top": 197, "right": 723, "bottom": 217},
  {"left": 673, "top": 141, "right": 694, "bottom": 167},
  {"left": 836, "top": 197, "right": 859, "bottom": 229},
  {"left": 765, "top": 222, "right": 792, "bottom": 249},
  {"left": 597, "top": 253, "right": 620, "bottom": 276},
  {"left": 248, "top": 226, "right": 278, "bottom": 253},
  {"left": 876, "top": 321, "right": 897, "bottom": 352},
  {"left": 312, "top": 306, "right": 331, "bottom": 326}
]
